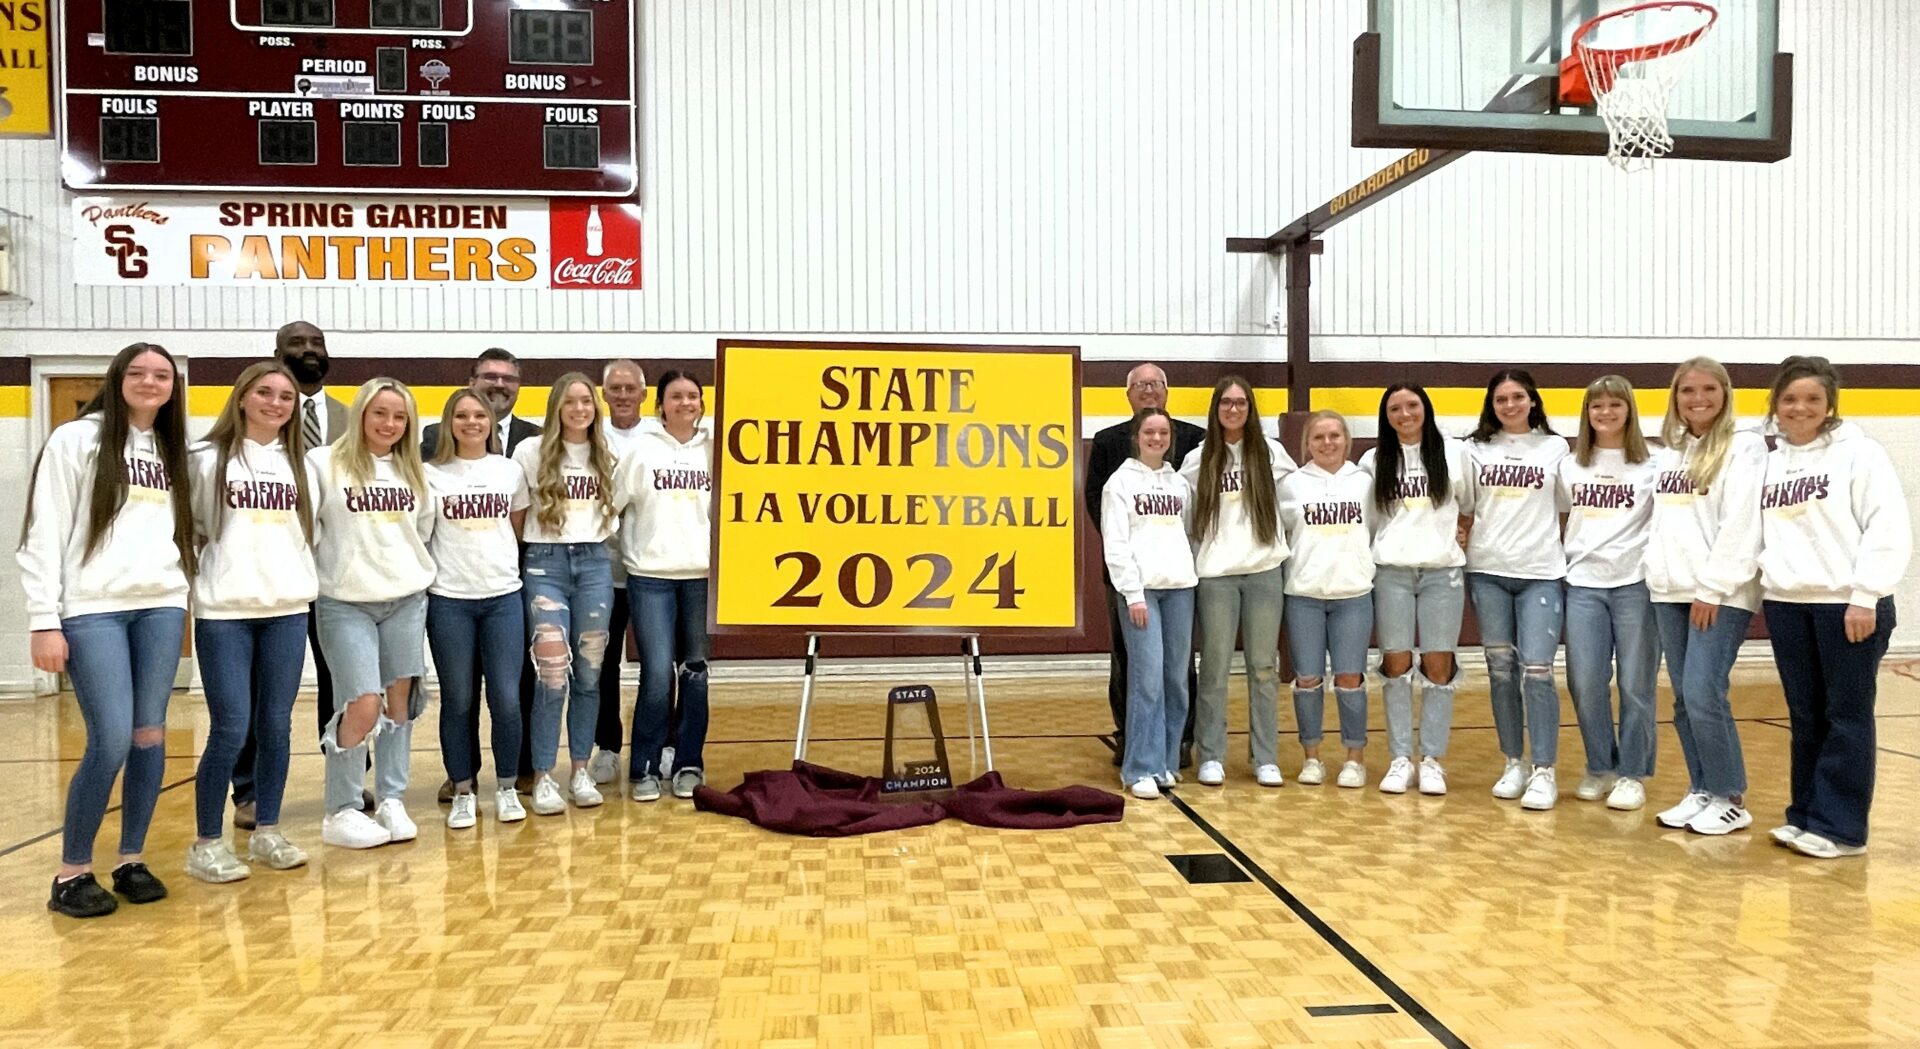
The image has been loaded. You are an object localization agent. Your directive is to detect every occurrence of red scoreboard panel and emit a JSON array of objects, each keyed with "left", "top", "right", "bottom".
[{"left": 57, "top": 0, "right": 637, "bottom": 196}]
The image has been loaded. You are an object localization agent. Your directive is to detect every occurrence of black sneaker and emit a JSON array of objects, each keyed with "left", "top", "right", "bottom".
[
  {"left": 233, "top": 800, "right": 258, "bottom": 831},
  {"left": 49, "top": 873, "right": 118, "bottom": 918},
  {"left": 110, "top": 862, "right": 168, "bottom": 904}
]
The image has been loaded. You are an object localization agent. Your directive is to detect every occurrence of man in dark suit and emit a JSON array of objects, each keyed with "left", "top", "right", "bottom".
[
  {"left": 1084, "top": 363, "right": 1205, "bottom": 767},
  {"left": 235, "top": 321, "right": 357, "bottom": 827},
  {"left": 420, "top": 347, "right": 541, "bottom": 458}
]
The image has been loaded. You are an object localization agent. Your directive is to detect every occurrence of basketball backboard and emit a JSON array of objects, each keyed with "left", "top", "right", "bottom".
[{"left": 1356, "top": 0, "right": 1790, "bottom": 161}]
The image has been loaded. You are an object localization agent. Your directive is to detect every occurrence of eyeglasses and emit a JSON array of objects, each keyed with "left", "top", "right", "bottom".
[{"left": 1128, "top": 379, "right": 1168, "bottom": 391}]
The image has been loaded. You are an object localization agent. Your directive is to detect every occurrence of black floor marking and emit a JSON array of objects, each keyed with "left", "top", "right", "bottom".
[
  {"left": 1166, "top": 853, "right": 1251, "bottom": 884},
  {"left": 0, "top": 774, "right": 198, "bottom": 861},
  {"left": 1307, "top": 1003, "right": 1400, "bottom": 1017}
]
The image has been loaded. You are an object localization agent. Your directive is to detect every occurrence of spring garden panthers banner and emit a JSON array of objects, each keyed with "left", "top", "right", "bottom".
[{"left": 712, "top": 342, "right": 1082, "bottom": 633}]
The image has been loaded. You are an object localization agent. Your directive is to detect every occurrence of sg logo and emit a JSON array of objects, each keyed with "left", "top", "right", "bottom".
[{"left": 104, "top": 224, "right": 149, "bottom": 279}]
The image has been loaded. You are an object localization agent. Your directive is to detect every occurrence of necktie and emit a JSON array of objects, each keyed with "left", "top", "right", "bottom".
[{"left": 302, "top": 398, "right": 322, "bottom": 448}]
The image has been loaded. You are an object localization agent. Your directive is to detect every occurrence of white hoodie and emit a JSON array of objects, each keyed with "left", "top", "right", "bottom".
[
  {"left": 424, "top": 454, "right": 529, "bottom": 600},
  {"left": 1464, "top": 431, "right": 1569, "bottom": 580},
  {"left": 1358, "top": 438, "right": 1469, "bottom": 569},
  {"left": 1101, "top": 457, "right": 1197, "bottom": 603},
  {"left": 1177, "top": 437, "right": 1296, "bottom": 578},
  {"left": 1759, "top": 422, "right": 1912, "bottom": 607},
  {"left": 1558, "top": 448, "right": 1658, "bottom": 589},
  {"left": 190, "top": 438, "right": 319, "bottom": 619},
  {"left": 513, "top": 435, "right": 617, "bottom": 544},
  {"left": 1279, "top": 461, "right": 1375, "bottom": 600},
  {"left": 18, "top": 416, "right": 189, "bottom": 631},
  {"left": 308, "top": 446, "right": 437, "bottom": 603},
  {"left": 613, "top": 418, "right": 713, "bottom": 579},
  {"left": 1645, "top": 429, "right": 1765, "bottom": 611}
]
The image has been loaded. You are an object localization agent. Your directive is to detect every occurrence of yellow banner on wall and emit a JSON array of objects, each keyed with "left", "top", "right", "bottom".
[
  {"left": 713, "top": 342, "right": 1082, "bottom": 633},
  {"left": 0, "top": 1, "right": 50, "bottom": 138}
]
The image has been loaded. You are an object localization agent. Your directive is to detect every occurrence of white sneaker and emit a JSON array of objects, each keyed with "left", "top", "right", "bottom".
[
  {"left": 587, "top": 750, "right": 620, "bottom": 785},
  {"left": 1153, "top": 771, "right": 1178, "bottom": 790},
  {"left": 1789, "top": 832, "right": 1865, "bottom": 858},
  {"left": 495, "top": 787, "right": 527, "bottom": 823},
  {"left": 246, "top": 830, "right": 309, "bottom": 870},
  {"left": 185, "top": 840, "right": 251, "bottom": 884},
  {"left": 1378, "top": 757, "right": 1414, "bottom": 794},
  {"left": 1418, "top": 757, "right": 1447, "bottom": 796},
  {"left": 570, "top": 768, "right": 605, "bottom": 808},
  {"left": 1197, "top": 761, "right": 1225, "bottom": 786},
  {"left": 1656, "top": 791, "right": 1712, "bottom": 828},
  {"left": 1769, "top": 824, "right": 1803, "bottom": 847},
  {"left": 1297, "top": 758, "right": 1325, "bottom": 786},
  {"left": 321, "top": 808, "right": 392, "bottom": 849},
  {"left": 447, "top": 793, "right": 478, "bottom": 830},
  {"left": 1492, "top": 759, "right": 1527, "bottom": 800},
  {"left": 1255, "top": 764, "right": 1284, "bottom": 787},
  {"left": 1129, "top": 777, "right": 1161, "bottom": 800},
  {"left": 1606, "top": 778, "right": 1646, "bottom": 811},
  {"left": 531, "top": 774, "right": 567, "bottom": 815},
  {"left": 375, "top": 798, "right": 418, "bottom": 843},
  {"left": 1336, "top": 760, "right": 1366, "bottom": 789},
  {"left": 630, "top": 775, "right": 662, "bottom": 802},
  {"left": 1685, "top": 797, "right": 1752, "bottom": 836},
  {"left": 662, "top": 746, "right": 676, "bottom": 776},
  {"left": 1575, "top": 772, "right": 1618, "bottom": 802},
  {"left": 1520, "top": 767, "right": 1557, "bottom": 810}
]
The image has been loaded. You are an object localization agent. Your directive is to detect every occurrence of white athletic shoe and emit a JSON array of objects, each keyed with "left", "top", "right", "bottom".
[
  {"left": 1492, "top": 759, "right": 1527, "bottom": 800},
  {"left": 1418, "top": 757, "right": 1448, "bottom": 796},
  {"left": 1197, "top": 761, "right": 1225, "bottom": 786},
  {"left": 1789, "top": 832, "right": 1865, "bottom": 858},
  {"left": 1297, "top": 758, "right": 1326, "bottom": 786},
  {"left": 661, "top": 746, "right": 676, "bottom": 777},
  {"left": 531, "top": 774, "right": 567, "bottom": 815},
  {"left": 185, "top": 840, "right": 251, "bottom": 884},
  {"left": 587, "top": 750, "right": 620, "bottom": 786},
  {"left": 322, "top": 808, "right": 391, "bottom": 850},
  {"left": 1575, "top": 772, "right": 1618, "bottom": 802},
  {"left": 1153, "top": 771, "right": 1178, "bottom": 790},
  {"left": 630, "top": 775, "right": 663, "bottom": 803},
  {"left": 1378, "top": 757, "right": 1414, "bottom": 795},
  {"left": 1520, "top": 767, "right": 1557, "bottom": 810},
  {"left": 247, "top": 830, "right": 308, "bottom": 870},
  {"left": 1255, "top": 764, "right": 1284, "bottom": 787},
  {"left": 1129, "top": 777, "right": 1161, "bottom": 800},
  {"left": 570, "top": 768, "right": 605, "bottom": 808},
  {"left": 1769, "top": 824, "right": 1803, "bottom": 847},
  {"left": 495, "top": 787, "right": 527, "bottom": 823},
  {"left": 1656, "top": 791, "right": 1712, "bottom": 828},
  {"left": 1685, "top": 797, "right": 1752, "bottom": 836},
  {"left": 446, "top": 793, "right": 478, "bottom": 830},
  {"left": 1606, "top": 778, "right": 1646, "bottom": 811},
  {"left": 1336, "top": 760, "right": 1366, "bottom": 789},
  {"left": 375, "top": 798, "right": 418, "bottom": 843}
]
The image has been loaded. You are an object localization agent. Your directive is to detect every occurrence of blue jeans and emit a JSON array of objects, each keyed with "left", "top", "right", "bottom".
[
  {"left": 1468, "top": 573, "right": 1564, "bottom": 765},
  {"left": 1765, "top": 598, "right": 1896, "bottom": 847},
  {"left": 59, "top": 607, "right": 185, "bottom": 866},
  {"left": 1653, "top": 602, "right": 1751, "bottom": 797},
  {"left": 1193, "top": 565, "right": 1285, "bottom": 768},
  {"left": 523, "top": 543, "right": 616, "bottom": 770},
  {"left": 315, "top": 593, "right": 428, "bottom": 814},
  {"left": 1286, "top": 594, "right": 1373, "bottom": 750},
  {"left": 629, "top": 575, "right": 711, "bottom": 778},
  {"left": 1119, "top": 587, "right": 1195, "bottom": 783},
  {"left": 428, "top": 592, "right": 526, "bottom": 786},
  {"left": 1564, "top": 582, "right": 1659, "bottom": 778},
  {"left": 194, "top": 614, "right": 308, "bottom": 838},
  {"left": 1373, "top": 566, "right": 1465, "bottom": 759}
]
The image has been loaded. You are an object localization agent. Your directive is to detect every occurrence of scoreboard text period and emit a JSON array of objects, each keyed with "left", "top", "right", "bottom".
[{"left": 57, "top": 0, "right": 637, "bottom": 196}]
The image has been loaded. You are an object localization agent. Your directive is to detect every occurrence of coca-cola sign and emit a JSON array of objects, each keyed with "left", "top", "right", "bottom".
[{"left": 547, "top": 199, "right": 642, "bottom": 290}]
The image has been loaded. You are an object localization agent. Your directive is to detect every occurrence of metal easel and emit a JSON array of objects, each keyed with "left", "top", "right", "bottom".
[{"left": 792, "top": 633, "right": 994, "bottom": 771}]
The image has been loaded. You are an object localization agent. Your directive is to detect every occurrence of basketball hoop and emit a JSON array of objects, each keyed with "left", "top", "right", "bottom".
[{"left": 1559, "top": 1, "right": 1718, "bottom": 170}]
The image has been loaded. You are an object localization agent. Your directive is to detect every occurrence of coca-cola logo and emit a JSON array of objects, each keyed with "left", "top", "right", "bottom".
[{"left": 552, "top": 255, "right": 638, "bottom": 286}]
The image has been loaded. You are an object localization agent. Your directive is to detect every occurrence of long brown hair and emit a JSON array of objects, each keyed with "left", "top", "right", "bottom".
[
  {"left": 428, "top": 388, "right": 501, "bottom": 466},
  {"left": 203, "top": 361, "right": 314, "bottom": 542},
  {"left": 1660, "top": 357, "right": 1736, "bottom": 494},
  {"left": 1190, "top": 377, "right": 1278, "bottom": 547},
  {"left": 1573, "top": 374, "right": 1650, "bottom": 466},
  {"left": 532, "top": 373, "right": 616, "bottom": 534},
  {"left": 19, "top": 342, "right": 196, "bottom": 577}
]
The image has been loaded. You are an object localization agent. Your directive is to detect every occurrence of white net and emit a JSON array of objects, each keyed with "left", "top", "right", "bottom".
[{"left": 1576, "top": 4, "right": 1718, "bottom": 171}]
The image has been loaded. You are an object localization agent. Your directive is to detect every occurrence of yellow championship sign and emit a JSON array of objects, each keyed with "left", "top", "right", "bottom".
[
  {"left": 713, "top": 342, "right": 1082, "bottom": 633},
  {"left": 0, "top": 0, "right": 50, "bottom": 138}
]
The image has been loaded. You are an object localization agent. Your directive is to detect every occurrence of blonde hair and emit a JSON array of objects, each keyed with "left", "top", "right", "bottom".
[
  {"left": 1574, "top": 375, "right": 1649, "bottom": 466},
  {"left": 1297, "top": 409, "right": 1350, "bottom": 464},
  {"left": 203, "top": 361, "right": 314, "bottom": 541},
  {"left": 1660, "top": 357, "right": 1735, "bottom": 493},
  {"left": 428, "top": 388, "right": 500, "bottom": 466},
  {"left": 531, "top": 372, "right": 617, "bottom": 534},
  {"left": 332, "top": 378, "right": 427, "bottom": 496}
]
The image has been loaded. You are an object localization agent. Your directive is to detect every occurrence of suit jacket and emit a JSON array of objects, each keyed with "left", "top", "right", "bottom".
[
  {"left": 420, "top": 415, "right": 542, "bottom": 460},
  {"left": 1084, "top": 416, "right": 1206, "bottom": 529}
]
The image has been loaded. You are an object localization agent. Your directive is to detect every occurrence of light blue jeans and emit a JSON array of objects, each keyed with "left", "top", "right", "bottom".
[
  {"left": 1372, "top": 565, "right": 1464, "bottom": 759},
  {"left": 1286, "top": 594, "right": 1373, "bottom": 750},
  {"left": 1468, "top": 573, "right": 1564, "bottom": 765},
  {"left": 1565, "top": 581, "right": 1660, "bottom": 778},
  {"left": 1119, "top": 587, "right": 1195, "bottom": 784},
  {"left": 1193, "top": 565, "right": 1285, "bottom": 768},
  {"left": 59, "top": 607, "right": 185, "bottom": 866},
  {"left": 523, "top": 542, "right": 615, "bottom": 770},
  {"left": 315, "top": 592, "right": 428, "bottom": 814},
  {"left": 1653, "top": 602, "right": 1752, "bottom": 797}
]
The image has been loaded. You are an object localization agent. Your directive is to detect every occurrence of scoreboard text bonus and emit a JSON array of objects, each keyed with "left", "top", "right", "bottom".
[{"left": 58, "top": 0, "right": 637, "bottom": 196}]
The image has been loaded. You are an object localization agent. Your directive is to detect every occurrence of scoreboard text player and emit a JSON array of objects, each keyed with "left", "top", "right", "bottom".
[{"left": 58, "top": 0, "right": 638, "bottom": 196}]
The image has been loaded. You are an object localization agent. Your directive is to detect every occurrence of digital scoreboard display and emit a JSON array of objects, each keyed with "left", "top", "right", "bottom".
[{"left": 58, "top": 0, "right": 637, "bottom": 196}]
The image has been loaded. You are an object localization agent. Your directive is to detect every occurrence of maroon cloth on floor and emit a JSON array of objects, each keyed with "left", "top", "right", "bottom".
[{"left": 692, "top": 761, "right": 1126, "bottom": 837}]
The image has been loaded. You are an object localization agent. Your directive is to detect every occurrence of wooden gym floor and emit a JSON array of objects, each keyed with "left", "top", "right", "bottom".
[{"left": 2, "top": 657, "right": 1918, "bottom": 1049}]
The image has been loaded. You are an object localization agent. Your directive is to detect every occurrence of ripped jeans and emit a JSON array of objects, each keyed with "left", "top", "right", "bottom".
[
  {"left": 314, "top": 593, "right": 428, "bottom": 814},
  {"left": 523, "top": 542, "right": 615, "bottom": 771},
  {"left": 1467, "top": 573, "right": 1564, "bottom": 766},
  {"left": 59, "top": 607, "right": 185, "bottom": 866}
]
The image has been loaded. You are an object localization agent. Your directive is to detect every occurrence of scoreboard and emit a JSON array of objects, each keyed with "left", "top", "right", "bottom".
[{"left": 57, "top": 0, "right": 637, "bottom": 196}]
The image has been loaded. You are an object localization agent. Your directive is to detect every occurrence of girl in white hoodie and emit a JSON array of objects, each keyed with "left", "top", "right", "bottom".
[
  {"left": 185, "top": 362, "right": 318, "bottom": 883},
  {"left": 1279, "top": 411, "right": 1375, "bottom": 789},
  {"left": 1102, "top": 407, "right": 1197, "bottom": 799},
  {"left": 613, "top": 371, "right": 715, "bottom": 803},
  {"left": 1759, "top": 356, "right": 1911, "bottom": 859},
  {"left": 18, "top": 342, "right": 196, "bottom": 919}
]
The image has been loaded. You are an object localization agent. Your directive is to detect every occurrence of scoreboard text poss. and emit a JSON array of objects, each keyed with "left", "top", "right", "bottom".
[{"left": 58, "top": 0, "right": 637, "bottom": 196}]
